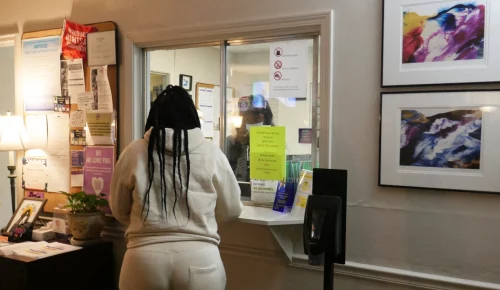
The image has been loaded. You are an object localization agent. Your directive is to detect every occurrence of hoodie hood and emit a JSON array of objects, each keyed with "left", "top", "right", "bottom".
[{"left": 144, "top": 127, "right": 205, "bottom": 153}]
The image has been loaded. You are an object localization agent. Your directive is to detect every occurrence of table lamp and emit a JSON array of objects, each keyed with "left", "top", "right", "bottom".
[{"left": 0, "top": 111, "right": 30, "bottom": 213}]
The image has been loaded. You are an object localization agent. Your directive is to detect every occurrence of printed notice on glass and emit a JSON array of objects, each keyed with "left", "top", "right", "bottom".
[
  {"left": 269, "top": 40, "right": 308, "bottom": 99},
  {"left": 61, "top": 59, "right": 85, "bottom": 98},
  {"left": 87, "top": 31, "right": 116, "bottom": 66},
  {"left": 90, "top": 66, "right": 113, "bottom": 112},
  {"left": 23, "top": 36, "right": 61, "bottom": 111},
  {"left": 22, "top": 157, "right": 48, "bottom": 191},
  {"left": 249, "top": 126, "right": 286, "bottom": 181},
  {"left": 86, "top": 111, "right": 114, "bottom": 145}
]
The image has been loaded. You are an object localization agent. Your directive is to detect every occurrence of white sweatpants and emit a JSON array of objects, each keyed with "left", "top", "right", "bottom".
[{"left": 119, "top": 241, "right": 226, "bottom": 290}]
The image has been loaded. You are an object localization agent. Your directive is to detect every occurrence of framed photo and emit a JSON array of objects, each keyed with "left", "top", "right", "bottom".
[
  {"left": 4, "top": 198, "right": 47, "bottom": 236},
  {"left": 179, "top": 74, "right": 193, "bottom": 91},
  {"left": 379, "top": 90, "right": 500, "bottom": 193},
  {"left": 382, "top": 0, "right": 500, "bottom": 86}
]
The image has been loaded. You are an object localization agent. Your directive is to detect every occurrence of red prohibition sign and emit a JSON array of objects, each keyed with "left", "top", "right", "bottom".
[
  {"left": 274, "top": 60, "right": 282, "bottom": 69},
  {"left": 274, "top": 47, "right": 283, "bottom": 57},
  {"left": 273, "top": 71, "right": 282, "bottom": 81}
]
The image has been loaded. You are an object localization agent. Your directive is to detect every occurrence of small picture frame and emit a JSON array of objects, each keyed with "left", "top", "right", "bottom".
[
  {"left": 3, "top": 198, "right": 47, "bottom": 236},
  {"left": 179, "top": 74, "right": 193, "bottom": 91},
  {"left": 379, "top": 90, "right": 500, "bottom": 193}
]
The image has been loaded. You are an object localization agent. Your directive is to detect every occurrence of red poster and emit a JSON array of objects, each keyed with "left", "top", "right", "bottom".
[{"left": 61, "top": 19, "right": 97, "bottom": 61}]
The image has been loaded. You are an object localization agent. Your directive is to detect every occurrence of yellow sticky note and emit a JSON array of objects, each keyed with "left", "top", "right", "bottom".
[{"left": 249, "top": 126, "right": 286, "bottom": 181}]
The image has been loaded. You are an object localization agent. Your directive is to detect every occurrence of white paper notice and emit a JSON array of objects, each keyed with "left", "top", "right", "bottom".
[
  {"left": 269, "top": 40, "right": 308, "bottom": 98},
  {"left": 76, "top": 92, "right": 93, "bottom": 110},
  {"left": 85, "top": 111, "right": 114, "bottom": 145},
  {"left": 70, "top": 110, "right": 86, "bottom": 127},
  {"left": 24, "top": 115, "right": 48, "bottom": 149},
  {"left": 198, "top": 87, "right": 214, "bottom": 138},
  {"left": 90, "top": 66, "right": 113, "bottom": 112},
  {"left": 71, "top": 169, "right": 84, "bottom": 187},
  {"left": 22, "top": 157, "right": 48, "bottom": 191},
  {"left": 61, "top": 59, "right": 85, "bottom": 97},
  {"left": 22, "top": 36, "right": 62, "bottom": 111},
  {"left": 87, "top": 30, "right": 117, "bottom": 66},
  {"left": 46, "top": 114, "right": 70, "bottom": 193}
]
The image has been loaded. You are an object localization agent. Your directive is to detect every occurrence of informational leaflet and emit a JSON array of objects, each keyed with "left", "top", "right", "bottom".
[
  {"left": 76, "top": 92, "right": 93, "bottom": 110},
  {"left": 83, "top": 146, "right": 114, "bottom": 204},
  {"left": 269, "top": 40, "right": 308, "bottom": 98},
  {"left": 24, "top": 115, "right": 48, "bottom": 149},
  {"left": 23, "top": 36, "right": 62, "bottom": 112},
  {"left": 61, "top": 59, "right": 85, "bottom": 98},
  {"left": 71, "top": 169, "right": 84, "bottom": 187},
  {"left": 198, "top": 87, "right": 214, "bottom": 137},
  {"left": 22, "top": 157, "right": 48, "bottom": 191},
  {"left": 46, "top": 114, "right": 70, "bottom": 193},
  {"left": 13, "top": 242, "right": 81, "bottom": 259},
  {"left": 87, "top": 30, "right": 117, "bottom": 66},
  {"left": 249, "top": 126, "right": 286, "bottom": 181},
  {"left": 85, "top": 111, "right": 114, "bottom": 145},
  {"left": 90, "top": 66, "right": 113, "bottom": 112},
  {"left": 250, "top": 179, "right": 279, "bottom": 204},
  {"left": 70, "top": 110, "right": 86, "bottom": 127}
]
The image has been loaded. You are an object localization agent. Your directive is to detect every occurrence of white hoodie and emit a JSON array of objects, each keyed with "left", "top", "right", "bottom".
[{"left": 110, "top": 127, "right": 242, "bottom": 248}]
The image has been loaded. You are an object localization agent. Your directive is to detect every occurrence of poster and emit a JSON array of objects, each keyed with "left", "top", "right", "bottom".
[
  {"left": 198, "top": 87, "right": 214, "bottom": 137},
  {"left": 249, "top": 126, "right": 286, "bottom": 181},
  {"left": 46, "top": 114, "right": 70, "bottom": 193},
  {"left": 71, "top": 150, "right": 85, "bottom": 167},
  {"left": 269, "top": 40, "right": 308, "bottom": 98},
  {"left": 61, "top": 19, "right": 97, "bottom": 61},
  {"left": 70, "top": 129, "right": 86, "bottom": 145},
  {"left": 61, "top": 59, "right": 85, "bottom": 97},
  {"left": 86, "top": 111, "right": 114, "bottom": 145},
  {"left": 84, "top": 146, "right": 114, "bottom": 202},
  {"left": 90, "top": 66, "right": 113, "bottom": 112},
  {"left": 22, "top": 157, "right": 48, "bottom": 191},
  {"left": 298, "top": 128, "right": 312, "bottom": 144},
  {"left": 53, "top": 96, "right": 70, "bottom": 113},
  {"left": 23, "top": 36, "right": 62, "bottom": 111}
]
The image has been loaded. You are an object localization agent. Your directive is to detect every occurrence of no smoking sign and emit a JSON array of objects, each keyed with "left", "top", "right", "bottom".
[{"left": 274, "top": 60, "right": 282, "bottom": 69}]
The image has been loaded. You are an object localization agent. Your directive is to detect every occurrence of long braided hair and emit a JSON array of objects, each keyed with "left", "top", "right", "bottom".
[{"left": 143, "top": 85, "right": 201, "bottom": 222}]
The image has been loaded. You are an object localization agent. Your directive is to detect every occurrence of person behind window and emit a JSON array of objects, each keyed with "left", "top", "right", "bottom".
[
  {"left": 110, "top": 85, "right": 242, "bottom": 290},
  {"left": 226, "top": 94, "right": 275, "bottom": 182}
]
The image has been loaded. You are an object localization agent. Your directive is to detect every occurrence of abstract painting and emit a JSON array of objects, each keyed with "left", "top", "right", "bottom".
[
  {"left": 402, "top": 1, "right": 486, "bottom": 63},
  {"left": 400, "top": 109, "right": 482, "bottom": 169}
]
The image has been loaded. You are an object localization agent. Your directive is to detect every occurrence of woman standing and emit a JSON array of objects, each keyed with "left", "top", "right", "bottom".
[{"left": 110, "top": 85, "right": 242, "bottom": 290}]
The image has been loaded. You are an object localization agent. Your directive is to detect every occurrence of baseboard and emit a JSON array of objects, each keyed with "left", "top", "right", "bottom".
[{"left": 292, "top": 254, "right": 500, "bottom": 290}]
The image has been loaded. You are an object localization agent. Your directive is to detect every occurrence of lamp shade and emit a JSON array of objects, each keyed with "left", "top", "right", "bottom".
[{"left": 0, "top": 113, "right": 30, "bottom": 152}]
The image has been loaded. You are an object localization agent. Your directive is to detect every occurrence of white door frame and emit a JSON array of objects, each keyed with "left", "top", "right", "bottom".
[{"left": 121, "top": 11, "right": 334, "bottom": 168}]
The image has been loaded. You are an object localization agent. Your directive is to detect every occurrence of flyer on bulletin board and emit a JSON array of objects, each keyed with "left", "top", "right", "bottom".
[
  {"left": 83, "top": 146, "right": 115, "bottom": 205},
  {"left": 249, "top": 126, "right": 286, "bottom": 181}
]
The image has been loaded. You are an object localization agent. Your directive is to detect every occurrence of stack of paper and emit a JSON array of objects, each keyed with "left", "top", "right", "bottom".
[
  {"left": 13, "top": 242, "right": 81, "bottom": 259},
  {"left": 0, "top": 241, "right": 44, "bottom": 256}
]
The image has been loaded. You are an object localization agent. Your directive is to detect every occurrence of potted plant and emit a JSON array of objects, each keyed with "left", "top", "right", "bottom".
[{"left": 61, "top": 191, "right": 109, "bottom": 240}]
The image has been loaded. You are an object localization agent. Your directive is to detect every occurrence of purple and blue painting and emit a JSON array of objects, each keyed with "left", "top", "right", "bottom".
[
  {"left": 402, "top": 1, "right": 485, "bottom": 63},
  {"left": 400, "top": 109, "right": 482, "bottom": 169}
]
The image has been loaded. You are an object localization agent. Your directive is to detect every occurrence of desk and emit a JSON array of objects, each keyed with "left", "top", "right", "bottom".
[{"left": 0, "top": 241, "right": 114, "bottom": 290}]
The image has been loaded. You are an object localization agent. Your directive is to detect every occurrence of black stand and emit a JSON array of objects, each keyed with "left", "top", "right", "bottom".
[
  {"left": 324, "top": 253, "right": 334, "bottom": 290},
  {"left": 7, "top": 165, "right": 16, "bottom": 213}
]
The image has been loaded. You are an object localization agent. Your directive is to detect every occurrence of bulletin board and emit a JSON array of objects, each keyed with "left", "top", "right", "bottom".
[{"left": 22, "top": 21, "right": 119, "bottom": 213}]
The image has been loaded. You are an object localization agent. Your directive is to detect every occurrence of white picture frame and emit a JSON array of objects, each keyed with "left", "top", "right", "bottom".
[
  {"left": 382, "top": 0, "right": 500, "bottom": 86},
  {"left": 379, "top": 90, "right": 500, "bottom": 193}
]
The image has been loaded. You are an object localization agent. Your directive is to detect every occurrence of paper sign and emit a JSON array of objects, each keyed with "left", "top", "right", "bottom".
[
  {"left": 22, "top": 157, "right": 48, "bottom": 191},
  {"left": 61, "top": 59, "right": 85, "bottom": 97},
  {"left": 87, "top": 30, "right": 117, "bottom": 66},
  {"left": 23, "top": 36, "right": 62, "bottom": 111},
  {"left": 86, "top": 111, "right": 113, "bottom": 145},
  {"left": 46, "top": 114, "right": 70, "bottom": 193},
  {"left": 71, "top": 150, "right": 85, "bottom": 167},
  {"left": 71, "top": 169, "right": 84, "bottom": 187},
  {"left": 249, "top": 126, "right": 286, "bottom": 181},
  {"left": 84, "top": 146, "right": 114, "bottom": 205},
  {"left": 70, "top": 110, "right": 86, "bottom": 127},
  {"left": 198, "top": 87, "right": 214, "bottom": 137},
  {"left": 76, "top": 92, "right": 93, "bottom": 110},
  {"left": 24, "top": 115, "right": 48, "bottom": 149},
  {"left": 298, "top": 128, "right": 312, "bottom": 144},
  {"left": 269, "top": 40, "right": 308, "bottom": 98},
  {"left": 90, "top": 66, "right": 113, "bottom": 112}
]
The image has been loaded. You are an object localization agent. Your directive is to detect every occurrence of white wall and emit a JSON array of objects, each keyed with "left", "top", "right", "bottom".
[
  {"left": 2, "top": 0, "right": 500, "bottom": 288},
  {"left": 0, "top": 46, "right": 15, "bottom": 226}
]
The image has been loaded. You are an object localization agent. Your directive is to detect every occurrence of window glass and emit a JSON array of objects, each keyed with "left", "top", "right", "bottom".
[{"left": 224, "top": 39, "right": 317, "bottom": 197}]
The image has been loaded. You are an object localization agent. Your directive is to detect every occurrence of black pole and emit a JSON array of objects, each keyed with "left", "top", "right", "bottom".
[
  {"left": 8, "top": 165, "right": 16, "bottom": 213},
  {"left": 324, "top": 252, "right": 334, "bottom": 290}
]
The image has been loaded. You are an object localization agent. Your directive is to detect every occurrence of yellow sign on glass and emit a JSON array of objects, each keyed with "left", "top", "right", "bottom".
[{"left": 249, "top": 126, "right": 286, "bottom": 181}]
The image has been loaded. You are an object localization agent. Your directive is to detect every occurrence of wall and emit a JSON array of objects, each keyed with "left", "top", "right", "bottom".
[
  {"left": 1, "top": 0, "right": 500, "bottom": 289},
  {"left": 0, "top": 45, "right": 15, "bottom": 226}
]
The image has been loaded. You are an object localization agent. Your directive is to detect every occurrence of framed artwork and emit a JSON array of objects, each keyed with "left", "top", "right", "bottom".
[
  {"left": 379, "top": 90, "right": 500, "bottom": 193},
  {"left": 179, "top": 74, "right": 193, "bottom": 91},
  {"left": 382, "top": 0, "right": 500, "bottom": 86},
  {"left": 4, "top": 198, "right": 47, "bottom": 236}
]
